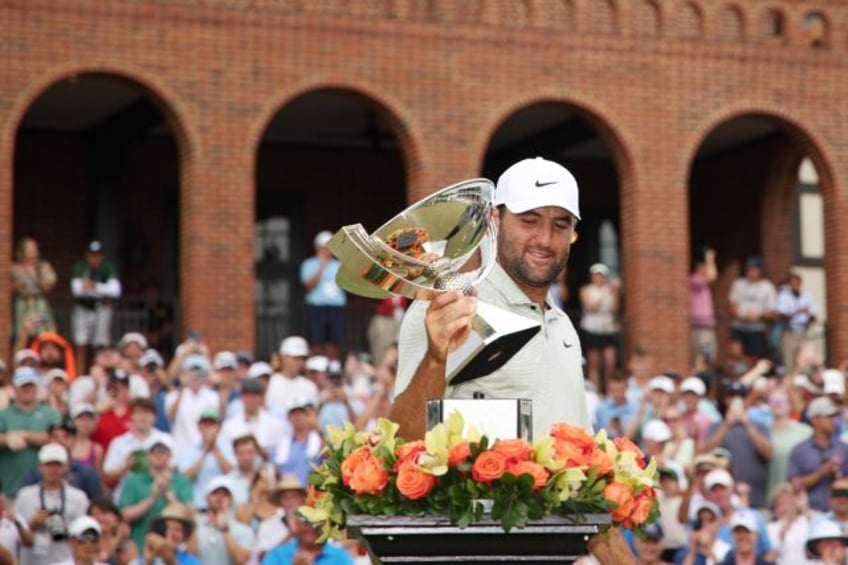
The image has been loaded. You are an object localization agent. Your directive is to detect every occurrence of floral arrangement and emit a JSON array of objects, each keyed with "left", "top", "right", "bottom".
[{"left": 300, "top": 412, "right": 659, "bottom": 541}]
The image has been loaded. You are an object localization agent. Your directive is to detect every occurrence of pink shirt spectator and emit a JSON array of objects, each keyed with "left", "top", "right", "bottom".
[{"left": 689, "top": 272, "right": 715, "bottom": 327}]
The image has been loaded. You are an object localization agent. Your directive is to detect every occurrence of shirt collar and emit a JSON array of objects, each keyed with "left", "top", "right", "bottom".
[{"left": 488, "top": 262, "right": 556, "bottom": 309}]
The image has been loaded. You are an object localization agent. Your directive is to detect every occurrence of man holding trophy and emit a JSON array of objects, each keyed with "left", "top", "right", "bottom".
[{"left": 390, "top": 157, "right": 591, "bottom": 442}]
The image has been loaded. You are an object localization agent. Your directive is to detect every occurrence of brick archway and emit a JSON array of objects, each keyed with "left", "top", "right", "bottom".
[
  {"left": 683, "top": 107, "right": 842, "bottom": 366},
  {"left": 1, "top": 65, "right": 197, "bottom": 358}
]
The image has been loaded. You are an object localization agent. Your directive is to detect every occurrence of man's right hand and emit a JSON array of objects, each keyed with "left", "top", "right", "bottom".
[{"left": 424, "top": 291, "right": 477, "bottom": 364}]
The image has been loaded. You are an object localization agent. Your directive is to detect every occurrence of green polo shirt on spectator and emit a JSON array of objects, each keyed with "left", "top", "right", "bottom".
[
  {"left": 0, "top": 402, "right": 61, "bottom": 497},
  {"left": 118, "top": 470, "right": 194, "bottom": 550}
]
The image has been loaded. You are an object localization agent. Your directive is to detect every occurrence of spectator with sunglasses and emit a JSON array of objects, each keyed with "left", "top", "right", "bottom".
[
  {"left": 54, "top": 516, "right": 105, "bottom": 565},
  {"left": 812, "top": 477, "right": 848, "bottom": 535}
]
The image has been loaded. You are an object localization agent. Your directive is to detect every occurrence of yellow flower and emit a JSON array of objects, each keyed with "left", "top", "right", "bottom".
[
  {"left": 532, "top": 437, "right": 561, "bottom": 471},
  {"left": 552, "top": 467, "right": 588, "bottom": 502},
  {"left": 422, "top": 425, "right": 449, "bottom": 476},
  {"left": 444, "top": 410, "right": 481, "bottom": 446},
  {"left": 325, "top": 422, "right": 357, "bottom": 451}
]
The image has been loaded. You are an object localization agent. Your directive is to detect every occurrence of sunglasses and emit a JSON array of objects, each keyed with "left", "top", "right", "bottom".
[
  {"left": 74, "top": 532, "right": 101, "bottom": 543},
  {"left": 831, "top": 488, "right": 848, "bottom": 498}
]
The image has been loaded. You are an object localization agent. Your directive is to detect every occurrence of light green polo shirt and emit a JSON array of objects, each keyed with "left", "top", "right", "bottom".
[
  {"left": 0, "top": 402, "right": 61, "bottom": 497},
  {"left": 396, "top": 262, "right": 591, "bottom": 440}
]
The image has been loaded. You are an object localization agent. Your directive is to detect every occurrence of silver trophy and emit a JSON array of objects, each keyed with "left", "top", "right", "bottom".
[{"left": 327, "top": 178, "right": 540, "bottom": 384}]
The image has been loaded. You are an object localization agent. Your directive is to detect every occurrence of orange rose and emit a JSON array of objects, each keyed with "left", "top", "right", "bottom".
[
  {"left": 550, "top": 423, "right": 597, "bottom": 468},
  {"left": 630, "top": 489, "right": 656, "bottom": 525},
  {"left": 589, "top": 448, "right": 615, "bottom": 477},
  {"left": 492, "top": 439, "right": 533, "bottom": 463},
  {"left": 604, "top": 482, "right": 636, "bottom": 525},
  {"left": 508, "top": 460, "right": 549, "bottom": 491},
  {"left": 396, "top": 460, "right": 438, "bottom": 500},
  {"left": 472, "top": 451, "right": 508, "bottom": 484},
  {"left": 348, "top": 451, "right": 390, "bottom": 495},
  {"left": 613, "top": 437, "right": 646, "bottom": 468},
  {"left": 448, "top": 441, "right": 472, "bottom": 466},
  {"left": 341, "top": 447, "right": 372, "bottom": 487},
  {"left": 396, "top": 440, "right": 426, "bottom": 464}
]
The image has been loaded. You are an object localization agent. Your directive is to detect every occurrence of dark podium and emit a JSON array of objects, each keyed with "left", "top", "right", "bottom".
[{"left": 346, "top": 513, "right": 611, "bottom": 564}]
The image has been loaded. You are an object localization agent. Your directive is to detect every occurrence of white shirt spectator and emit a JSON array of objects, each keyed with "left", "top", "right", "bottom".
[
  {"left": 165, "top": 386, "right": 219, "bottom": 454},
  {"left": 0, "top": 512, "right": 26, "bottom": 562},
  {"left": 220, "top": 410, "right": 286, "bottom": 454},
  {"left": 102, "top": 428, "right": 173, "bottom": 475},
  {"left": 265, "top": 373, "right": 318, "bottom": 416}
]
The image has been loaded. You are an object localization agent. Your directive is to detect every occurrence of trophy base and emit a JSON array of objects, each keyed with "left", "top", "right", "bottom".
[{"left": 446, "top": 302, "right": 541, "bottom": 385}]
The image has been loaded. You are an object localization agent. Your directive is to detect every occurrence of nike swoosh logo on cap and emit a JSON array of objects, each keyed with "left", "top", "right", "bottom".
[{"left": 535, "top": 180, "right": 558, "bottom": 187}]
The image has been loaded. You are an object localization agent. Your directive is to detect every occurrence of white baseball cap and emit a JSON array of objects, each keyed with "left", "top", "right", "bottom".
[
  {"left": 280, "top": 336, "right": 309, "bottom": 357},
  {"left": 704, "top": 468, "right": 735, "bottom": 490},
  {"left": 69, "top": 516, "right": 102, "bottom": 538},
  {"left": 823, "top": 369, "right": 846, "bottom": 396},
  {"left": 680, "top": 376, "right": 706, "bottom": 396},
  {"left": 808, "top": 396, "right": 841, "bottom": 419},
  {"left": 730, "top": 510, "right": 758, "bottom": 533},
  {"left": 71, "top": 403, "right": 96, "bottom": 419},
  {"left": 204, "top": 475, "right": 235, "bottom": 497},
  {"left": 589, "top": 263, "right": 610, "bottom": 276},
  {"left": 213, "top": 351, "right": 238, "bottom": 371},
  {"left": 39, "top": 443, "right": 68, "bottom": 464},
  {"left": 14, "top": 348, "right": 40, "bottom": 365},
  {"left": 118, "top": 332, "right": 148, "bottom": 350},
  {"left": 139, "top": 349, "right": 164, "bottom": 368},
  {"left": 314, "top": 230, "right": 333, "bottom": 248},
  {"left": 641, "top": 419, "right": 672, "bottom": 443},
  {"left": 305, "top": 355, "right": 330, "bottom": 373},
  {"left": 648, "top": 375, "right": 676, "bottom": 394},
  {"left": 247, "top": 361, "right": 274, "bottom": 379},
  {"left": 494, "top": 157, "right": 581, "bottom": 220}
]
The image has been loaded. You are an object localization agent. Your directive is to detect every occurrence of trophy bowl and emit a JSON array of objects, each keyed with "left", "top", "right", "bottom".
[
  {"left": 327, "top": 178, "right": 540, "bottom": 385},
  {"left": 328, "top": 179, "right": 496, "bottom": 301}
]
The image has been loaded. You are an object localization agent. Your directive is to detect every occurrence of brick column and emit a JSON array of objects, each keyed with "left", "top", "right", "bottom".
[
  {"left": 179, "top": 127, "right": 255, "bottom": 355},
  {"left": 619, "top": 142, "right": 691, "bottom": 373},
  {"left": 823, "top": 159, "right": 848, "bottom": 365}
]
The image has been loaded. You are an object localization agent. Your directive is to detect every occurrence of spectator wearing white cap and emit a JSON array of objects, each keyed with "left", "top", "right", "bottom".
[
  {"left": 787, "top": 396, "right": 848, "bottom": 512},
  {"left": 117, "top": 332, "right": 148, "bottom": 367},
  {"left": 137, "top": 348, "right": 170, "bottom": 432},
  {"left": 52, "top": 515, "right": 104, "bottom": 565},
  {"left": 117, "top": 435, "right": 193, "bottom": 552},
  {"left": 642, "top": 419, "right": 687, "bottom": 491},
  {"left": 579, "top": 262, "right": 621, "bottom": 394},
  {"left": 14, "top": 443, "right": 89, "bottom": 565},
  {"left": 704, "top": 381, "right": 773, "bottom": 510},
  {"left": 176, "top": 408, "right": 235, "bottom": 510},
  {"left": 220, "top": 378, "right": 285, "bottom": 455},
  {"left": 196, "top": 476, "right": 254, "bottom": 565},
  {"left": 720, "top": 510, "right": 772, "bottom": 565},
  {"left": 0, "top": 367, "right": 62, "bottom": 498},
  {"left": 266, "top": 337, "right": 318, "bottom": 418},
  {"left": 165, "top": 354, "right": 219, "bottom": 455},
  {"left": 701, "top": 469, "right": 772, "bottom": 559},
  {"left": 767, "top": 388, "right": 812, "bottom": 498},
  {"left": 674, "top": 500, "right": 731, "bottom": 565},
  {"left": 300, "top": 230, "right": 346, "bottom": 360},
  {"left": 270, "top": 398, "right": 323, "bottom": 486},
  {"left": 624, "top": 375, "right": 676, "bottom": 441},
  {"left": 679, "top": 375, "right": 720, "bottom": 447},
  {"left": 212, "top": 351, "right": 240, "bottom": 419},
  {"left": 43, "top": 368, "right": 71, "bottom": 417}
]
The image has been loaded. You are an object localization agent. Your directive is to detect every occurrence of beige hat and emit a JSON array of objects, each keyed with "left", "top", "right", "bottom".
[
  {"left": 269, "top": 474, "right": 306, "bottom": 505},
  {"left": 151, "top": 502, "right": 194, "bottom": 537}
]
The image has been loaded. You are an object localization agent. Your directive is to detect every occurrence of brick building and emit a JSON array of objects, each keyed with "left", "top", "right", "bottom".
[{"left": 1, "top": 0, "right": 846, "bottom": 372}]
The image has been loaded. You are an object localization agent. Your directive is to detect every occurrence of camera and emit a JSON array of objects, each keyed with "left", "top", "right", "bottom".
[{"left": 45, "top": 510, "right": 68, "bottom": 541}]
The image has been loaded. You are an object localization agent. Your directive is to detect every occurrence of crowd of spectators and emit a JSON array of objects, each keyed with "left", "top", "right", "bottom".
[{"left": 2, "top": 237, "right": 846, "bottom": 565}]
